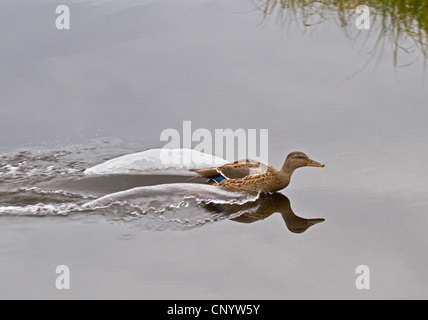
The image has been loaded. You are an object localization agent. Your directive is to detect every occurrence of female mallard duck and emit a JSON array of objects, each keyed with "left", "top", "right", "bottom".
[{"left": 189, "top": 151, "right": 324, "bottom": 193}]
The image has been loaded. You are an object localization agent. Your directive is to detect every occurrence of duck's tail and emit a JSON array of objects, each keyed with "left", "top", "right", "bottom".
[
  {"left": 185, "top": 175, "right": 200, "bottom": 182},
  {"left": 188, "top": 168, "right": 218, "bottom": 177}
]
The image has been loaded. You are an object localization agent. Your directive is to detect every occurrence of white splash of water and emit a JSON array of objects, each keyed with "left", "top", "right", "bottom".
[{"left": 84, "top": 148, "right": 228, "bottom": 176}]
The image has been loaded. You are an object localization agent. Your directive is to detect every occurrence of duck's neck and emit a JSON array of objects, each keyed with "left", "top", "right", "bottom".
[{"left": 280, "top": 161, "right": 297, "bottom": 178}]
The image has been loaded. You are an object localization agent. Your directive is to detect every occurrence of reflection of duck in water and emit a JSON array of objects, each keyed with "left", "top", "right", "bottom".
[
  {"left": 189, "top": 152, "right": 325, "bottom": 193},
  {"left": 206, "top": 192, "right": 324, "bottom": 234}
]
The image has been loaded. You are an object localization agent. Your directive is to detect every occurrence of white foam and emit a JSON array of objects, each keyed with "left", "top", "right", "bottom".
[
  {"left": 83, "top": 183, "right": 258, "bottom": 210},
  {"left": 84, "top": 148, "right": 228, "bottom": 176},
  {"left": 81, "top": 183, "right": 260, "bottom": 231},
  {"left": 0, "top": 203, "right": 82, "bottom": 216}
]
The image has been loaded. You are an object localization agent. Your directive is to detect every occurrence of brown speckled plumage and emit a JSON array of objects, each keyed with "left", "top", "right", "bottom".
[{"left": 189, "top": 151, "right": 325, "bottom": 193}]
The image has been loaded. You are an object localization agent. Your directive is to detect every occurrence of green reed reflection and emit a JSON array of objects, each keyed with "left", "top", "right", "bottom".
[{"left": 256, "top": 0, "right": 428, "bottom": 67}]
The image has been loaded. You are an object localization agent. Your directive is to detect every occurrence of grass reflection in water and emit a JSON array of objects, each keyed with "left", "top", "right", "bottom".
[{"left": 255, "top": 0, "right": 428, "bottom": 68}]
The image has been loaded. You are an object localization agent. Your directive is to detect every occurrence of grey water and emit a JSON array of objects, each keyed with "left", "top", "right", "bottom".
[{"left": 1, "top": 0, "right": 428, "bottom": 299}]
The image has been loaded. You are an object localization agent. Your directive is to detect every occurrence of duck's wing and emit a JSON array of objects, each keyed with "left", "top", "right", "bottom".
[
  {"left": 189, "top": 158, "right": 271, "bottom": 180},
  {"left": 220, "top": 159, "right": 271, "bottom": 179}
]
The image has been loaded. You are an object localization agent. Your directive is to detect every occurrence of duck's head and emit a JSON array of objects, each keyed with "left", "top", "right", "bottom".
[{"left": 285, "top": 151, "right": 325, "bottom": 170}]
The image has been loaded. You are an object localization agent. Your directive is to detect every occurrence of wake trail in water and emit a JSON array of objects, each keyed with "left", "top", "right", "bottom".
[
  {"left": 0, "top": 138, "right": 140, "bottom": 185},
  {"left": 0, "top": 141, "right": 258, "bottom": 230},
  {"left": 0, "top": 184, "right": 259, "bottom": 230}
]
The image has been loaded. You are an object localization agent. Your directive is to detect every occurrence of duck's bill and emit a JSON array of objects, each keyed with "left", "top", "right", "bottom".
[{"left": 307, "top": 159, "right": 325, "bottom": 167}]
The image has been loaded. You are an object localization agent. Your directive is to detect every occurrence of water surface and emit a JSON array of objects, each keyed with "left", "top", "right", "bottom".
[{"left": 1, "top": 0, "right": 428, "bottom": 299}]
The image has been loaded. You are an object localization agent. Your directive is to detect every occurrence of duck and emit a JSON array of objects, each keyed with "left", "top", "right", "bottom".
[{"left": 189, "top": 151, "right": 325, "bottom": 193}]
